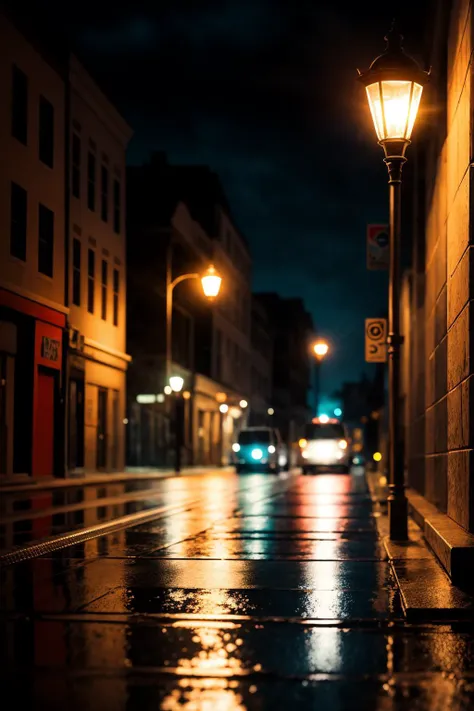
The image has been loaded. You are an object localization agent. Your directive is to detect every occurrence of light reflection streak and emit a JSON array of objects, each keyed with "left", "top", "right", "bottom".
[{"left": 160, "top": 622, "right": 248, "bottom": 710}]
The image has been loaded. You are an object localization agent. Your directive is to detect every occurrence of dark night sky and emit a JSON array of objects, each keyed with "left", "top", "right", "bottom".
[{"left": 31, "top": 0, "right": 430, "bottom": 401}]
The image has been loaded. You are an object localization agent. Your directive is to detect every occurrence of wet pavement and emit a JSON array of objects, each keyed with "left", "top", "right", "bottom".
[{"left": 1, "top": 469, "right": 474, "bottom": 710}]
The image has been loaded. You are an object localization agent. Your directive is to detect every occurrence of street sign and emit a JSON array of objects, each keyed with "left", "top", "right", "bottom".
[
  {"left": 365, "top": 318, "right": 387, "bottom": 363},
  {"left": 367, "top": 224, "right": 389, "bottom": 270}
]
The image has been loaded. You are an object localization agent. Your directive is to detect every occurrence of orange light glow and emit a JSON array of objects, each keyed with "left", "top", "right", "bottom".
[{"left": 298, "top": 438, "right": 307, "bottom": 449}]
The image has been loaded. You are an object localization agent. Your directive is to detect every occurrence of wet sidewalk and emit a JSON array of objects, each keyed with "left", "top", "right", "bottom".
[{"left": 1, "top": 470, "right": 474, "bottom": 710}]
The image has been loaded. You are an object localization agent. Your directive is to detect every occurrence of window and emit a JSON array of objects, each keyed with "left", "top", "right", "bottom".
[
  {"left": 101, "top": 259, "right": 108, "bottom": 320},
  {"left": 72, "top": 238, "right": 81, "bottom": 306},
  {"left": 113, "top": 268, "right": 119, "bottom": 326},
  {"left": 39, "top": 95, "right": 54, "bottom": 167},
  {"left": 87, "top": 152, "right": 96, "bottom": 211},
  {"left": 38, "top": 204, "right": 54, "bottom": 277},
  {"left": 10, "top": 182, "right": 27, "bottom": 261},
  {"left": 101, "top": 165, "right": 108, "bottom": 222},
  {"left": 72, "top": 133, "right": 81, "bottom": 198},
  {"left": 87, "top": 249, "right": 95, "bottom": 313},
  {"left": 11, "top": 65, "right": 27, "bottom": 144},
  {"left": 113, "top": 179, "right": 120, "bottom": 233}
]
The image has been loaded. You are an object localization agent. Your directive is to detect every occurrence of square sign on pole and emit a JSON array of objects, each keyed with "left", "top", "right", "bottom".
[
  {"left": 365, "top": 318, "right": 387, "bottom": 363},
  {"left": 367, "top": 224, "right": 389, "bottom": 270}
]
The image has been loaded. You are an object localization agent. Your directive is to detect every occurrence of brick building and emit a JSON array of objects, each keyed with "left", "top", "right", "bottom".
[{"left": 401, "top": 0, "right": 474, "bottom": 579}]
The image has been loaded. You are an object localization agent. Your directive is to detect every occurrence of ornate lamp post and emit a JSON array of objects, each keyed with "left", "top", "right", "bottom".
[{"left": 358, "top": 22, "right": 429, "bottom": 540}]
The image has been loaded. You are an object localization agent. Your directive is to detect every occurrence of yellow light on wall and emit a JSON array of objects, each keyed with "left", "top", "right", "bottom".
[
  {"left": 182, "top": 390, "right": 191, "bottom": 400},
  {"left": 373, "top": 452, "right": 382, "bottom": 462},
  {"left": 201, "top": 264, "right": 222, "bottom": 298}
]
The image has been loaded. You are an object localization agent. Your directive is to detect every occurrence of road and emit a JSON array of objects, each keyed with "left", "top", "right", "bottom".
[{"left": 1, "top": 468, "right": 474, "bottom": 710}]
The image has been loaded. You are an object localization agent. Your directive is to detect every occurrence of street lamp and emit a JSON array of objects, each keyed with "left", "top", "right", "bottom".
[
  {"left": 358, "top": 22, "right": 429, "bottom": 540},
  {"left": 312, "top": 340, "right": 329, "bottom": 416},
  {"left": 168, "top": 375, "right": 185, "bottom": 473},
  {"left": 166, "top": 263, "right": 222, "bottom": 380}
]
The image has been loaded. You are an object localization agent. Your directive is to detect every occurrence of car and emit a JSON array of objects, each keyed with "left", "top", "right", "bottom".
[
  {"left": 298, "top": 418, "right": 351, "bottom": 474},
  {"left": 232, "top": 426, "right": 288, "bottom": 473}
]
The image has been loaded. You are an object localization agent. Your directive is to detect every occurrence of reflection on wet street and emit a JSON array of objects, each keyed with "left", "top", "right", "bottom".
[{"left": 1, "top": 469, "right": 474, "bottom": 710}]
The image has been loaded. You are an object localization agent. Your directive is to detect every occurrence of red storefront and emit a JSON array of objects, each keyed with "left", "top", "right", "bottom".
[{"left": 0, "top": 288, "right": 66, "bottom": 479}]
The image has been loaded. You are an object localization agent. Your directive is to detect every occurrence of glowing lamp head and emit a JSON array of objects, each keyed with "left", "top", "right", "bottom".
[
  {"left": 219, "top": 403, "right": 229, "bottom": 414},
  {"left": 169, "top": 375, "right": 184, "bottom": 393},
  {"left": 239, "top": 399, "right": 248, "bottom": 409},
  {"left": 251, "top": 448, "right": 263, "bottom": 460},
  {"left": 232, "top": 442, "right": 240, "bottom": 453},
  {"left": 201, "top": 264, "right": 222, "bottom": 298},
  {"left": 313, "top": 341, "right": 329, "bottom": 359},
  {"left": 298, "top": 438, "right": 307, "bottom": 449},
  {"left": 358, "top": 23, "right": 429, "bottom": 151},
  {"left": 373, "top": 451, "right": 383, "bottom": 462}
]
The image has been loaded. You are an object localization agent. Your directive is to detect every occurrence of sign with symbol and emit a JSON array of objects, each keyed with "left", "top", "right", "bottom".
[
  {"left": 41, "top": 336, "right": 60, "bottom": 363},
  {"left": 365, "top": 318, "right": 387, "bottom": 363},
  {"left": 367, "top": 224, "right": 389, "bottom": 270}
]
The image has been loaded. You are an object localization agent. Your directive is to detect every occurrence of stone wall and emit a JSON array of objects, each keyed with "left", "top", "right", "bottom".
[{"left": 406, "top": 0, "right": 473, "bottom": 532}]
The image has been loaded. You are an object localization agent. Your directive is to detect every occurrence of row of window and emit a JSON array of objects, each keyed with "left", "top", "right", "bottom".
[
  {"left": 9, "top": 181, "right": 120, "bottom": 326},
  {"left": 71, "top": 133, "right": 121, "bottom": 234},
  {"left": 72, "top": 239, "right": 120, "bottom": 326},
  {"left": 10, "top": 63, "right": 121, "bottom": 235},
  {"left": 12, "top": 64, "right": 54, "bottom": 168},
  {"left": 10, "top": 182, "right": 54, "bottom": 277}
]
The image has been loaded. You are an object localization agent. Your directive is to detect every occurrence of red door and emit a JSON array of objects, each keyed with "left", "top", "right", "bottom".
[{"left": 36, "top": 369, "right": 55, "bottom": 477}]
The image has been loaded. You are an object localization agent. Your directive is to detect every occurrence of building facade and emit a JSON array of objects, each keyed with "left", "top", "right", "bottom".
[
  {"left": 256, "top": 294, "right": 313, "bottom": 449},
  {"left": 66, "top": 57, "right": 132, "bottom": 474},
  {"left": 401, "top": 0, "right": 474, "bottom": 576},
  {"left": 126, "top": 155, "right": 251, "bottom": 467},
  {"left": 0, "top": 13, "right": 67, "bottom": 480},
  {"left": 0, "top": 11, "right": 132, "bottom": 480},
  {"left": 249, "top": 295, "right": 273, "bottom": 426}
]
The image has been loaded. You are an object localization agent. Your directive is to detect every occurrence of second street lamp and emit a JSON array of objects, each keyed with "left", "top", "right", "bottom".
[
  {"left": 312, "top": 340, "right": 329, "bottom": 417},
  {"left": 358, "top": 22, "right": 429, "bottom": 540},
  {"left": 166, "top": 263, "right": 222, "bottom": 381}
]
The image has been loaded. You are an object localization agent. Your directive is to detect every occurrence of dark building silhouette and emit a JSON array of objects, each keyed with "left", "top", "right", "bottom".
[
  {"left": 256, "top": 293, "right": 313, "bottom": 447},
  {"left": 126, "top": 153, "right": 252, "bottom": 467}
]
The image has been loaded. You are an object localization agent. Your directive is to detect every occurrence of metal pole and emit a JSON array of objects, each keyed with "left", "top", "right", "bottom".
[
  {"left": 165, "top": 242, "right": 173, "bottom": 383},
  {"left": 385, "top": 151, "right": 408, "bottom": 540},
  {"left": 313, "top": 360, "right": 320, "bottom": 417},
  {"left": 174, "top": 395, "right": 182, "bottom": 473}
]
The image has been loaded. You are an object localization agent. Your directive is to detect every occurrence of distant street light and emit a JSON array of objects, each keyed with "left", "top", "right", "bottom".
[
  {"left": 239, "top": 399, "right": 248, "bottom": 409},
  {"left": 358, "top": 21, "right": 429, "bottom": 541},
  {"left": 311, "top": 339, "right": 330, "bottom": 416},
  {"left": 267, "top": 408, "right": 274, "bottom": 416},
  {"left": 219, "top": 403, "right": 229, "bottom": 414},
  {"left": 169, "top": 375, "right": 184, "bottom": 393},
  {"left": 313, "top": 341, "right": 329, "bottom": 360}
]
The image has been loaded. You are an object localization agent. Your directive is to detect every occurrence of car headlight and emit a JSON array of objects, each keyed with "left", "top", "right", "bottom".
[
  {"left": 232, "top": 443, "right": 240, "bottom": 452},
  {"left": 268, "top": 445, "right": 276, "bottom": 454},
  {"left": 251, "top": 448, "right": 263, "bottom": 460},
  {"left": 338, "top": 439, "right": 348, "bottom": 450}
]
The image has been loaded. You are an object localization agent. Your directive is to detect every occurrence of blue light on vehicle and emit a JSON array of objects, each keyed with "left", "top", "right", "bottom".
[
  {"left": 251, "top": 448, "right": 263, "bottom": 460},
  {"left": 334, "top": 407, "right": 342, "bottom": 417}
]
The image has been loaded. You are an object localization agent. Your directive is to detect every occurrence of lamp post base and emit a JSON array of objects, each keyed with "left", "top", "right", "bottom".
[{"left": 388, "top": 488, "right": 408, "bottom": 540}]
